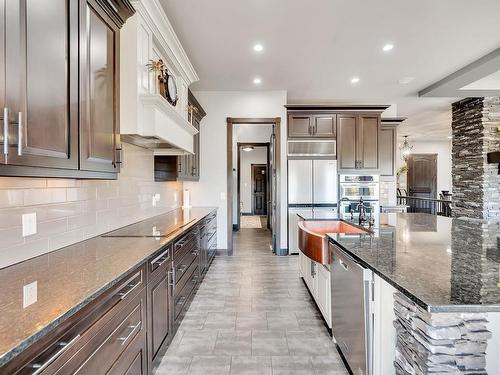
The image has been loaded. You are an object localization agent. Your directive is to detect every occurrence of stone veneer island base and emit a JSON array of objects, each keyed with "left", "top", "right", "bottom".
[{"left": 393, "top": 293, "right": 492, "bottom": 374}]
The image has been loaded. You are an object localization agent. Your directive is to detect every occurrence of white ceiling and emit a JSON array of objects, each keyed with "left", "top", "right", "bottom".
[{"left": 160, "top": 0, "right": 500, "bottom": 140}]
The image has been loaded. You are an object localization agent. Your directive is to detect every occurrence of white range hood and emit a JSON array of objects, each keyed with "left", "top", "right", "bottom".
[{"left": 120, "top": 0, "right": 199, "bottom": 154}]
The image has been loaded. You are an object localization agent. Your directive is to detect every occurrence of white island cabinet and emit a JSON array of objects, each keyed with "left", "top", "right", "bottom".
[{"left": 299, "top": 250, "right": 331, "bottom": 327}]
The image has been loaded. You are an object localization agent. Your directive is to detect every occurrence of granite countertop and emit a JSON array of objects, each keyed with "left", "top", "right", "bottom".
[
  {"left": 328, "top": 213, "right": 500, "bottom": 313},
  {"left": 0, "top": 207, "right": 216, "bottom": 367}
]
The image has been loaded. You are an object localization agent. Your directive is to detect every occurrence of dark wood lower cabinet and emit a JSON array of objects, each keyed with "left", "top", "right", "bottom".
[{"left": 1, "top": 211, "right": 217, "bottom": 375}]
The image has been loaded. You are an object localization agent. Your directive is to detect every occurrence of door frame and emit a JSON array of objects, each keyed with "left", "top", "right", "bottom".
[
  {"left": 227, "top": 117, "right": 281, "bottom": 253},
  {"left": 407, "top": 153, "right": 438, "bottom": 199},
  {"left": 236, "top": 142, "right": 270, "bottom": 230},
  {"left": 251, "top": 163, "right": 268, "bottom": 216}
]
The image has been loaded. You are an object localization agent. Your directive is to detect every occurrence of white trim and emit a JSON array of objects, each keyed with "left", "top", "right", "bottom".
[
  {"left": 131, "top": 0, "right": 199, "bottom": 85},
  {"left": 140, "top": 94, "right": 198, "bottom": 136}
]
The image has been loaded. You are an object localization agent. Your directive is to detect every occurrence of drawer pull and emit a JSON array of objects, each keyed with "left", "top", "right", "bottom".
[
  {"left": 118, "top": 280, "right": 141, "bottom": 300},
  {"left": 151, "top": 249, "right": 170, "bottom": 269},
  {"left": 117, "top": 323, "right": 141, "bottom": 347},
  {"left": 29, "top": 334, "right": 81, "bottom": 374},
  {"left": 191, "top": 250, "right": 199, "bottom": 256},
  {"left": 177, "top": 265, "right": 187, "bottom": 273},
  {"left": 176, "top": 296, "right": 187, "bottom": 305}
]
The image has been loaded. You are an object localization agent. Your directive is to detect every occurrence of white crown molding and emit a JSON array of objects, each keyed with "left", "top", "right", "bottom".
[{"left": 131, "top": 0, "right": 199, "bottom": 85}]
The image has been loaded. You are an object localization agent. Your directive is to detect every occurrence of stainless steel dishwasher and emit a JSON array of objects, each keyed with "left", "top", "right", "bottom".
[{"left": 330, "top": 241, "right": 373, "bottom": 375}]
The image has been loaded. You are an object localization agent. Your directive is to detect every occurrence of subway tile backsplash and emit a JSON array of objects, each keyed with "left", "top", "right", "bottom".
[{"left": 0, "top": 143, "right": 183, "bottom": 269}]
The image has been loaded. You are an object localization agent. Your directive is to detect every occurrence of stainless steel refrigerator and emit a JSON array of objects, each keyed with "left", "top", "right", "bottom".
[{"left": 288, "top": 159, "right": 338, "bottom": 254}]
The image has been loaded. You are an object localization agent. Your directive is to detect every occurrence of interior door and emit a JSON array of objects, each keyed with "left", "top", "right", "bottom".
[
  {"left": 407, "top": 154, "right": 437, "bottom": 199},
  {"left": 3, "top": 0, "right": 78, "bottom": 169},
  {"left": 252, "top": 164, "right": 267, "bottom": 215},
  {"left": 79, "top": 0, "right": 119, "bottom": 173}
]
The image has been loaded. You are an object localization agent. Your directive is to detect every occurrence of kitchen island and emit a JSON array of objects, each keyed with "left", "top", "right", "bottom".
[
  {"left": 297, "top": 212, "right": 500, "bottom": 374},
  {"left": 328, "top": 213, "right": 500, "bottom": 374}
]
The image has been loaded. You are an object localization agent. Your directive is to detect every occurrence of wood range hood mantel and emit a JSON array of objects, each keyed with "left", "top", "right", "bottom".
[
  {"left": 121, "top": 94, "right": 199, "bottom": 154},
  {"left": 119, "top": 0, "right": 199, "bottom": 155}
]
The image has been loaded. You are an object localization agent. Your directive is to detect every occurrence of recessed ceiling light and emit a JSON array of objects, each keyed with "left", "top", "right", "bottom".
[
  {"left": 242, "top": 146, "right": 254, "bottom": 152},
  {"left": 253, "top": 77, "right": 262, "bottom": 84},
  {"left": 447, "top": 135, "right": 453, "bottom": 139},
  {"left": 382, "top": 43, "right": 394, "bottom": 52},
  {"left": 253, "top": 43, "right": 263, "bottom": 52},
  {"left": 398, "top": 76, "right": 415, "bottom": 84},
  {"left": 350, "top": 77, "right": 360, "bottom": 84}
]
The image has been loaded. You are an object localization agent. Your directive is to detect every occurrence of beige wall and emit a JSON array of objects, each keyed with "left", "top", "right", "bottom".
[
  {"left": 0, "top": 143, "right": 183, "bottom": 269},
  {"left": 184, "top": 90, "right": 288, "bottom": 250}
]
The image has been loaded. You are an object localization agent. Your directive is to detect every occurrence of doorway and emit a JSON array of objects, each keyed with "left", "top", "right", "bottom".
[
  {"left": 226, "top": 118, "right": 281, "bottom": 254},
  {"left": 407, "top": 154, "right": 437, "bottom": 199},
  {"left": 236, "top": 143, "right": 270, "bottom": 231}
]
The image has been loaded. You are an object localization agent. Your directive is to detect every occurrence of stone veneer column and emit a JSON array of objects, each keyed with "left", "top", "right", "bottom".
[
  {"left": 393, "top": 293, "right": 491, "bottom": 374},
  {"left": 451, "top": 97, "right": 500, "bottom": 223}
]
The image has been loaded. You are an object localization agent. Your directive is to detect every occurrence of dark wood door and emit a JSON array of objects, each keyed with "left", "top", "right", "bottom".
[
  {"left": 337, "top": 115, "right": 357, "bottom": 170},
  {"left": 252, "top": 164, "right": 267, "bottom": 215},
  {"left": 3, "top": 0, "right": 78, "bottom": 169},
  {"left": 149, "top": 272, "right": 171, "bottom": 361},
  {"left": 79, "top": 0, "right": 119, "bottom": 173},
  {"left": 357, "top": 115, "right": 379, "bottom": 169},
  {"left": 288, "top": 114, "right": 312, "bottom": 138},
  {"left": 312, "top": 115, "right": 336, "bottom": 137},
  {"left": 407, "top": 154, "right": 437, "bottom": 199}
]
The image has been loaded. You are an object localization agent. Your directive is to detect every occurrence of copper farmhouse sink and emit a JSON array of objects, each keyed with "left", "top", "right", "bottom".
[{"left": 298, "top": 220, "right": 367, "bottom": 265}]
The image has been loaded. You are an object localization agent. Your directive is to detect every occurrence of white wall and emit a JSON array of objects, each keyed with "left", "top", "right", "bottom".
[
  {"left": 240, "top": 147, "right": 268, "bottom": 214},
  {"left": 397, "top": 140, "right": 452, "bottom": 196},
  {"left": 184, "top": 91, "right": 288, "bottom": 250}
]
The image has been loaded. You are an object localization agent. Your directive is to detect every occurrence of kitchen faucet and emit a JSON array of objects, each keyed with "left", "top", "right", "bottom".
[{"left": 357, "top": 197, "right": 367, "bottom": 226}]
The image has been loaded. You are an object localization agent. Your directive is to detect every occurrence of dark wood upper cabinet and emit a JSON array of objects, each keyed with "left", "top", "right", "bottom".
[
  {"left": 337, "top": 115, "right": 357, "bottom": 170},
  {"left": 79, "top": 0, "right": 120, "bottom": 173},
  {"left": 337, "top": 114, "right": 380, "bottom": 171},
  {"left": 312, "top": 115, "right": 336, "bottom": 137},
  {"left": 288, "top": 114, "right": 336, "bottom": 138},
  {"left": 288, "top": 114, "right": 312, "bottom": 138},
  {"left": 357, "top": 115, "right": 379, "bottom": 169},
  {"left": 1, "top": 0, "right": 78, "bottom": 169},
  {"left": 0, "top": 0, "right": 133, "bottom": 178}
]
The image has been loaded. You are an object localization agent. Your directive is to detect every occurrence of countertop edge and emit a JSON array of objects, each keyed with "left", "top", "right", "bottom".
[
  {"left": 0, "top": 208, "right": 216, "bottom": 367},
  {"left": 327, "top": 235, "right": 500, "bottom": 314}
]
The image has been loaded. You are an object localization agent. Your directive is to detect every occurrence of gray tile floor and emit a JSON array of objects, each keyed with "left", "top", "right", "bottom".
[{"left": 157, "top": 227, "right": 348, "bottom": 375}]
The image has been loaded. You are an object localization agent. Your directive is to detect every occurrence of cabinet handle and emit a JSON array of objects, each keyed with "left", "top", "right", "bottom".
[
  {"left": 177, "top": 264, "right": 187, "bottom": 273},
  {"left": 17, "top": 112, "right": 22, "bottom": 156},
  {"left": 151, "top": 248, "right": 171, "bottom": 269},
  {"left": 28, "top": 334, "right": 81, "bottom": 375},
  {"left": 3, "top": 107, "right": 8, "bottom": 156},
  {"left": 115, "top": 146, "right": 123, "bottom": 165},
  {"left": 117, "top": 323, "right": 141, "bottom": 346},
  {"left": 176, "top": 296, "right": 187, "bottom": 305},
  {"left": 117, "top": 272, "right": 142, "bottom": 300},
  {"left": 178, "top": 160, "right": 182, "bottom": 173}
]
